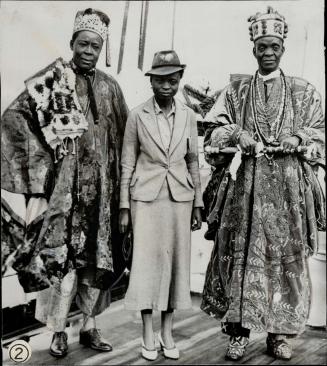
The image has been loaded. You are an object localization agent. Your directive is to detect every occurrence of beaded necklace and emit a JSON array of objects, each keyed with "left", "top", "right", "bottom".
[{"left": 250, "top": 70, "right": 287, "bottom": 145}]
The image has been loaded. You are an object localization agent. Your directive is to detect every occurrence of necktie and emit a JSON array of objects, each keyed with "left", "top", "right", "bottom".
[
  {"left": 264, "top": 82, "right": 268, "bottom": 103},
  {"left": 84, "top": 73, "right": 99, "bottom": 124},
  {"left": 72, "top": 65, "right": 99, "bottom": 124},
  {"left": 264, "top": 80, "right": 274, "bottom": 103}
]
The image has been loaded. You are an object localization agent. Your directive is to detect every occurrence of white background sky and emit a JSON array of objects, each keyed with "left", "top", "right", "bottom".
[{"left": 0, "top": 0, "right": 325, "bottom": 111}]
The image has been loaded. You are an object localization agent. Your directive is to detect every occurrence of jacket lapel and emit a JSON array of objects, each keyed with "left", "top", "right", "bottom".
[
  {"left": 139, "top": 97, "right": 166, "bottom": 154},
  {"left": 169, "top": 99, "right": 188, "bottom": 155}
]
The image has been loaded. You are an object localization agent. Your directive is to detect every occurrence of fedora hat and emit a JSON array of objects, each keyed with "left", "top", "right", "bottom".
[{"left": 145, "top": 50, "right": 186, "bottom": 76}]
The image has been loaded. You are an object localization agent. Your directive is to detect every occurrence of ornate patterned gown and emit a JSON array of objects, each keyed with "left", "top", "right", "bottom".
[
  {"left": 1, "top": 58, "right": 128, "bottom": 292},
  {"left": 201, "top": 70, "right": 325, "bottom": 335}
]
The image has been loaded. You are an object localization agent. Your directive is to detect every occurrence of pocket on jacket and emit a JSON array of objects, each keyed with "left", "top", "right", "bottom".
[{"left": 130, "top": 175, "right": 138, "bottom": 187}]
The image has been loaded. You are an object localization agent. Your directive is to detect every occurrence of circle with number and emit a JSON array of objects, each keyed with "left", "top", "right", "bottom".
[{"left": 8, "top": 340, "right": 32, "bottom": 363}]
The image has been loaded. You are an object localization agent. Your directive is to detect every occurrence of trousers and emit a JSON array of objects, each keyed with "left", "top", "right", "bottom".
[{"left": 35, "top": 269, "right": 110, "bottom": 332}]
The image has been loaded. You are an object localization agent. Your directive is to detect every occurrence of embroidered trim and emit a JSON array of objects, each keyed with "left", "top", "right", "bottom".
[
  {"left": 73, "top": 13, "right": 108, "bottom": 41},
  {"left": 26, "top": 58, "right": 88, "bottom": 162}
]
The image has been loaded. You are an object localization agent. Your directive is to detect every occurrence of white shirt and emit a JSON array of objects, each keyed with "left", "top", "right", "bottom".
[
  {"left": 258, "top": 69, "right": 281, "bottom": 100},
  {"left": 258, "top": 68, "right": 281, "bottom": 82}
]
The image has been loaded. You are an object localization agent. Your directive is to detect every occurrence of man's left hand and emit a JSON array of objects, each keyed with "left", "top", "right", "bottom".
[{"left": 280, "top": 136, "right": 301, "bottom": 152}]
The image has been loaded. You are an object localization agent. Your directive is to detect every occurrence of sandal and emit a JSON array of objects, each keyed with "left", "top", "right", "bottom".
[
  {"left": 225, "top": 335, "right": 249, "bottom": 361},
  {"left": 266, "top": 334, "right": 292, "bottom": 360}
]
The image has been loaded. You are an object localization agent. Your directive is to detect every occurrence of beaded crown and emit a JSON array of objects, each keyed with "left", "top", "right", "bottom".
[
  {"left": 73, "top": 9, "right": 109, "bottom": 41},
  {"left": 248, "top": 6, "right": 288, "bottom": 42}
]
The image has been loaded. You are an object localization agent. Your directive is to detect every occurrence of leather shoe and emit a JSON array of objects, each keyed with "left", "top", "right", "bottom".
[
  {"left": 49, "top": 331, "right": 68, "bottom": 358},
  {"left": 79, "top": 328, "right": 112, "bottom": 352}
]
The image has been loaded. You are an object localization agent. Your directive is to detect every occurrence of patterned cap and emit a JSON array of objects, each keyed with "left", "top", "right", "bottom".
[
  {"left": 73, "top": 8, "right": 110, "bottom": 41},
  {"left": 248, "top": 6, "right": 288, "bottom": 42}
]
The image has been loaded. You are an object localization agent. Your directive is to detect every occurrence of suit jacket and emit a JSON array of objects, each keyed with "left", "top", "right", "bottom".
[{"left": 120, "top": 97, "right": 203, "bottom": 209}]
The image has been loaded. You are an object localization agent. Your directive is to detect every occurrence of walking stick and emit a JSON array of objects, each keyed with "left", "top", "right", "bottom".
[
  {"left": 204, "top": 145, "right": 308, "bottom": 155},
  {"left": 205, "top": 145, "right": 310, "bottom": 181}
]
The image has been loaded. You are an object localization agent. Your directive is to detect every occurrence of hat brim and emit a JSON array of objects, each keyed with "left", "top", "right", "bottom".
[{"left": 145, "top": 65, "right": 186, "bottom": 76}]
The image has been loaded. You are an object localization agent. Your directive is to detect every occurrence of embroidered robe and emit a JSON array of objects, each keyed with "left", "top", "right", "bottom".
[
  {"left": 1, "top": 59, "right": 128, "bottom": 292},
  {"left": 201, "top": 72, "right": 325, "bottom": 334}
]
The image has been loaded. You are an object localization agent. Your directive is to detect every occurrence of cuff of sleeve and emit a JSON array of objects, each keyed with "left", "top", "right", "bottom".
[
  {"left": 193, "top": 196, "right": 204, "bottom": 208},
  {"left": 293, "top": 131, "right": 307, "bottom": 144},
  {"left": 231, "top": 125, "right": 245, "bottom": 145},
  {"left": 119, "top": 201, "right": 130, "bottom": 209}
]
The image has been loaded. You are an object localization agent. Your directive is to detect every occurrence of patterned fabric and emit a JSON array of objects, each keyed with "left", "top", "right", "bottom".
[
  {"left": 1, "top": 60, "right": 128, "bottom": 292},
  {"left": 25, "top": 58, "right": 88, "bottom": 156},
  {"left": 201, "top": 71, "right": 325, "bottom": 335},
  {"left": 35, "top": 269, "right": 110, "bottom": 331}
]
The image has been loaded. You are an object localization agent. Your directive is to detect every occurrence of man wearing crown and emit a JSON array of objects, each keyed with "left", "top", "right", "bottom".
[
  {"left": 201, "top": 7, "right": 325, "bottom": 361},
  {"left": 1, "top": 8, "right": 128, "bottom": 357}
]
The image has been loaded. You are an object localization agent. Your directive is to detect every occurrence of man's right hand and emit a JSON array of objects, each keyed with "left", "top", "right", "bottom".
[
  {"left": 119, "top": 208, "right": 130, "bottom": 234},
  {"left": 239, "top": 132, "right": 257, "bottom": 155}
]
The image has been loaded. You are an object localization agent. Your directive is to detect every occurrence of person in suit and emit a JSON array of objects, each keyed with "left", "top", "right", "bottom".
[{"left": 119, "top": 50, "right": 203, "bottom": 361}]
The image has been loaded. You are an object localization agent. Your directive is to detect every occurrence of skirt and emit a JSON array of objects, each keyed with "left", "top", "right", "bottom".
[{"left": 124, "top": 180, "right": 193, "bottom": 311}]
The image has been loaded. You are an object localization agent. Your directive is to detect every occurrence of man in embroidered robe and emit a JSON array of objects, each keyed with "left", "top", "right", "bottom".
[
  {"left": 1, "top": 8, "right": 128, "bottom": 358},
  {"left": 201, "top": 6, "right": 325, "bottom": 361}
]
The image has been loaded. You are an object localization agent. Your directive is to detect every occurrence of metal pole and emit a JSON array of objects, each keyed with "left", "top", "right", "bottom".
[
  {"left": 301, "top": 26, "right": 308, "bottom": 78},
  {"left": 171, "top": 1, "right": 177, "bottom": 50},
  {"left": 138, "top": 1, "right": 149, "bottom": 70},
  {"left": 117, "top": 1, "right": 130, "bottom": 74}
]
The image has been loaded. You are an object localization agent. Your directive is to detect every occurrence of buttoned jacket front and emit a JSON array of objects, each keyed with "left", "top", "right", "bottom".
[{"left": 120, "top": 97, "right": 203, "bottom": 209}]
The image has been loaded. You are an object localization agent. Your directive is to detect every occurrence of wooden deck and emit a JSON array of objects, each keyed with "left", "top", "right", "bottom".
[{"left": 2, "top": 294, "right": 326, "bottom": 365}]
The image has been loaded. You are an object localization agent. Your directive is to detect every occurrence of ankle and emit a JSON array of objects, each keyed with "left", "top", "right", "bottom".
[
  {"left": 81, "top": 316, "right": 96, "bottom": 332},
  {"left": 143, "top": 329, "right": 155, "bottom": 349},
  {"left": 160, "top": 331, "right": 175, "bottom": 349},
  {"left": 54, "top": 331, "right": 66, "bottom": 336},
  {"left": 143, "top": 335, "right": 155, "bottom": 350}
]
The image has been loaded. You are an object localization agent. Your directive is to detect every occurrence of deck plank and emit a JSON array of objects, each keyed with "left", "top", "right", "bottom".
[{"left": 2, "top": 295, "right": 326, "bottom": 365}]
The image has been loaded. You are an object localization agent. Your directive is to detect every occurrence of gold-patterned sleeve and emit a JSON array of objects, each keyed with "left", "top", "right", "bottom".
[
  {"left": 294, "top": 88, "right": 325, "bottom": 166},
  {"left": 203, "top": 86, "right": 245, "bottom": 167},
  {"left": 1, "top": 90, "right": 53, "bottom": 195}
]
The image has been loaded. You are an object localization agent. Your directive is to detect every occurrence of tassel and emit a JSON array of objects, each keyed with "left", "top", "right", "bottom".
[
  {"left": 54, "top": 146, "right": 58, "bottom": 163},
  {"left": 63, "top": 138, "right": 69, "bottom": 155},
  {"left": 59, "top": 139, "right": 68, "bottom": 156},
  {"left": 229, "top": 146, "right": 243, "bottom": 181},
  {"left": 106, "top": 30, "right": 111, "bottom": 67},
  {"left": 71, "top": 137, "right": 76, "bottom": 155}
]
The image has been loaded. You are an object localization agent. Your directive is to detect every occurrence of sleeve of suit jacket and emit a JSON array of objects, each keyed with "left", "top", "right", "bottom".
[
  {"left": 186, "top": 109, "right": 204, "bottom": 208},
  {"left": 120, "top": 110, "right": 139, "bottom": 209}
]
